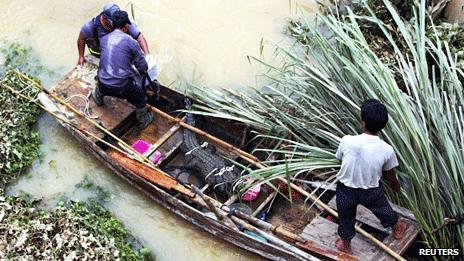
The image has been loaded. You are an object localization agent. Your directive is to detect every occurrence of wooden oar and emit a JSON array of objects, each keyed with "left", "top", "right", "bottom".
[{"left": 149, "top": 105, "right": 406, "bottom": 261}]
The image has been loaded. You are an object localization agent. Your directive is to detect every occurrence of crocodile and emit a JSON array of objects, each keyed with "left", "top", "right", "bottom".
[{"left": 180, "top": 99, "right": 240, "bottom": 197}]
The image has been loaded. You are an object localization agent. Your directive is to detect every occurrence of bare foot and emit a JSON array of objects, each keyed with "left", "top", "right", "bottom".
[
  {"left": 393, "top": 219, "right": 408, "bottom": 240},
  {"left": 335, "top": 237, "right": 353, "bottom": 254}
]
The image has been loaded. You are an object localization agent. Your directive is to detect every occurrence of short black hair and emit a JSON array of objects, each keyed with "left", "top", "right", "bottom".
[
  {"left": 112, "top": 10, "right": 131, "bottom": 28},
  {"left": 361, "top": 99, "right": 388, "bottom": 133}
]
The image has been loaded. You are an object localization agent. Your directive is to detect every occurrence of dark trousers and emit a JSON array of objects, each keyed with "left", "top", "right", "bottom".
[
  {"left": 98, "top": 78, "right": 146, "bottom": 108},
  {"left": 336, "top": 182, "right": 399, "bottom": 240}
]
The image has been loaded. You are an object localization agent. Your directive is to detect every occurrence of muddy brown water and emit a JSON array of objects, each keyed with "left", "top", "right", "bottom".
[{"left": 2, "top": 0, "right": 317, "bottom": 260}]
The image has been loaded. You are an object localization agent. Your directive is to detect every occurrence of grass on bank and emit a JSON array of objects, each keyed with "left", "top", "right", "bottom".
[{"left": 187, "top": 0, "right": 463, "bottom": 252}]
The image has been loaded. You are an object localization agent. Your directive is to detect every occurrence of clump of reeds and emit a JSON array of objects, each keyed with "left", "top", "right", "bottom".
[{"left": 188, "top": 0, "right": 463, "bottom": 251}]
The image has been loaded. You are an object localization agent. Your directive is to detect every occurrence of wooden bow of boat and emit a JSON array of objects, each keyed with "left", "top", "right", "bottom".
[{"left": 45, "top": 56, "right": 420, "bottom": 261}]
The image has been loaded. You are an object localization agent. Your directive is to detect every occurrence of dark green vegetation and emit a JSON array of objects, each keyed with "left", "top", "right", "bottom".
[
  {"left": 76, "top": 175, "right": 114, "bottom": 203},
  {"left": 0, "top": 72, "right": 41, "bottom": 194},
  {"left": 0, "top": 41, "right": 52, "bottom": 193},
  {"left": 69, "top": 200, "right": 151, "bottom": 260},
  {"left": 0, "top": 42, "right": 152, "bottom": 260},
  {"left": 0, "top": 196, "right": 150, "bottom": 260},
  {"left": 189, "top": 0, "right": 463, "bottom": 253},
  {"left": 0, "top": 42, "right": 49, "bottom": 77}
]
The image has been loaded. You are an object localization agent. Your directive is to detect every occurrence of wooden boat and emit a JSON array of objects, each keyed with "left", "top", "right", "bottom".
[{"left": 48, "top": 56, "right": 420, "bottom": 261}]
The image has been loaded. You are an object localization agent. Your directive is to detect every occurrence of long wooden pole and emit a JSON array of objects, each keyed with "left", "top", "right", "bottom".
[
  {"left": 189, "top": 187, "right": 319, "bottom": 261},
  {"left": 149, "top": 105, "right": 406, "bottom": 261},
  {"left": 148, "top": 106, "right": 262, "bottom": 159},
  {"left": 13, "top": 70, "right": 153, "bottom": 166},
  {"left": 0, "top": 82, "right": 194, "bottom": 199}
]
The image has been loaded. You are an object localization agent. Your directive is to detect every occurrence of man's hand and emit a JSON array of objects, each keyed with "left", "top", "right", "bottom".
[
  {"left": 137, "top": 34, "right": 150, "bottom": 55},
  {"left": 383, "top": 169, "right": 401, "bottom": 193},
  {"left": 77, "top": 56, "right": 85, "bottom": 66},
  {"left": 77, "top": 32, "right": 86, "bottom": 65}
]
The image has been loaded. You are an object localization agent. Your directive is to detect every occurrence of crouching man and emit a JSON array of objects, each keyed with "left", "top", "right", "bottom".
[{"left": 92, "top": 10, "right": 154, "bottom": 129}]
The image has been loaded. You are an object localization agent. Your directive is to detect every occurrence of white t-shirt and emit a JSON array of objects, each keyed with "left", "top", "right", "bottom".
[{"left": 335, "top": 134, "right": 398, "bottom": 189}]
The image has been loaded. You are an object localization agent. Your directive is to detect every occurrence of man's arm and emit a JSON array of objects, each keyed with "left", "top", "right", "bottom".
[
  {"left": 137, "top": 34, "right": 150, "bottom": 55},
  {"left": 127, "top": 25, "right": 149, "bottom": 54},
  {"left": 77, "top": 32, "right": 86, "bottom": 65},
  {"left": 130, "top": 40, "right": 148, "bottom": 74},
  {"left": 77, "top": 20, "right": 94, "bottom": 65},
  {"left": 383, "top": 169, "right": 401, "bottom": 192}
]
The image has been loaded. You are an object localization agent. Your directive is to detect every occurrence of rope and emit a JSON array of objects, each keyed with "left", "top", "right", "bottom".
[{"left": 64, "top": 91, "right": 99, "bottom": 119}]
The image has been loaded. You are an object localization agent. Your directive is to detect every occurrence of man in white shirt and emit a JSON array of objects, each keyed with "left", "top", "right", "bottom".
[{"left": 335, "top": 99, "right": 407, "bottom": 254}]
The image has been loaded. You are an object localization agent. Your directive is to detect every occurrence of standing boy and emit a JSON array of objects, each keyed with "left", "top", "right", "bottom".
[{"left": 335, "top": 99, "right": 407, "bottom": 254}]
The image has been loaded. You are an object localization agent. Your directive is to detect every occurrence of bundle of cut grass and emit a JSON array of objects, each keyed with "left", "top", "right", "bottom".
[{"left": 188, "top": 0, "right": 463, "bottom": 251}]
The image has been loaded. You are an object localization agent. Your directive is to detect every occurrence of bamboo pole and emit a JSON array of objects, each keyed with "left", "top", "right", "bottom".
[
  {"left": 12, "top": 70, "right": 152, "bottom": 166},
  {"left": 148, "top": 106, "right": 261, "bottom": 162},
  {"left": 189, "top": 187, "right": 319, "bottom": 261},
  {"left": 149, "top": 105, "right": 406, "bottom": 261},
  {"left": 252, "top": 191, "right": 277, "bottom": 217},
  {"left": 0, "top": 82, "right": 195, "bottom": 198}
]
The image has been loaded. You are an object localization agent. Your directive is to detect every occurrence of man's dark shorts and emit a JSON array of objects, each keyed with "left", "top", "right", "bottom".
[
  {"left": 98, "top": 78, "right": 146, "bottom": 108},
  {"left": 336, "top": 182, "right": 399, "bottom": 240}
]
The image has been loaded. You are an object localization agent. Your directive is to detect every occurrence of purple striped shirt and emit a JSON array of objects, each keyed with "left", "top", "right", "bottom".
[{"left": 97, "top": 29, "right": 148, "bottom": 88}]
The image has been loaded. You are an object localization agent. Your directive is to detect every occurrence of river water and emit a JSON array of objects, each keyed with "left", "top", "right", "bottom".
[{"left": 1, "top": 1, "right": 316, "bottom": 260}]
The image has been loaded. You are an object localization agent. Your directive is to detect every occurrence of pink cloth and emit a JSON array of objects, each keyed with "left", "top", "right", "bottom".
[
  {"left": 149, "top": 151, "right": 162, "bottom": 164},
  {"left": 241, "top": 179, "right": 261, "bottom": 201},
  {"left": 132, "top": 140, "right": 151, "bottom": 154},
  {"left": 131, "top": 140, "right": 162, "bottom": 164}
]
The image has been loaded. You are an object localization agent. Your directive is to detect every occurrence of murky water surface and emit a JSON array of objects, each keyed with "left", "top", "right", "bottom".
[{"left": 1, "top": 1, "right": 316, "bottom": 260}]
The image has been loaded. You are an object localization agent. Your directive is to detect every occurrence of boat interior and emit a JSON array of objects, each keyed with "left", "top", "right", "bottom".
[{"left": 50, "top": 57, "right": 421, "bottom": 260}]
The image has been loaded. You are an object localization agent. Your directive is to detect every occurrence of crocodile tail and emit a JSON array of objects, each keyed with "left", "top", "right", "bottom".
[
  {"left": 184, "top": 98, "right": 192, "bottom": 110},
  {"left": 181, "top": 98, "right": 201, "bottom": 152},
  {"left": 184, "top": 98, "right": 195, "bottom": 127}
]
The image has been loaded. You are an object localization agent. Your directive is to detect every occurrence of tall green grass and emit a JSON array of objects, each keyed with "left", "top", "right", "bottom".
[{"left": 188, "top": 0, "right": 463, "bottom": 251}]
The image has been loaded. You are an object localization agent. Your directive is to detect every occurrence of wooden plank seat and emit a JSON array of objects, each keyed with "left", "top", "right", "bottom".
[
  {"left": 371, "top": 218, "right": 420, "bottom": 261},
  {"left": 300, "top": 216, "right": 381, "bottom": 260}
]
